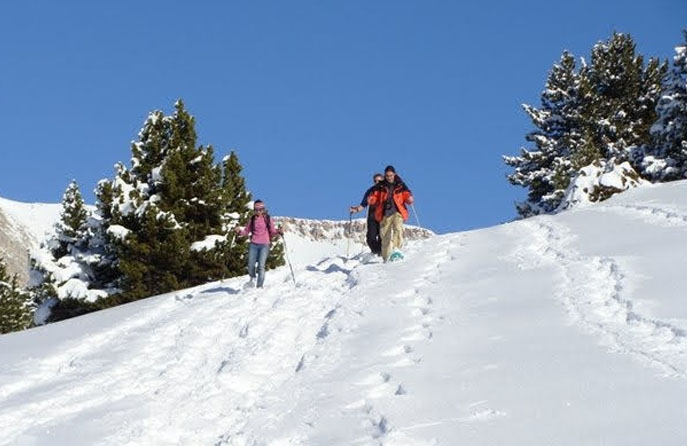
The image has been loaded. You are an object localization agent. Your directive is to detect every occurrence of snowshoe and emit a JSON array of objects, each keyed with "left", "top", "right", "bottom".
[{"left": 388, "top": 250, "right": 404, "bottom": 262}]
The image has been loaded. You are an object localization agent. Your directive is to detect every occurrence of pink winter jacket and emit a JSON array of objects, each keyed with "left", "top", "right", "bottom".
[{"left": 238, "top": 215, "right": 279, "bottom": 245}]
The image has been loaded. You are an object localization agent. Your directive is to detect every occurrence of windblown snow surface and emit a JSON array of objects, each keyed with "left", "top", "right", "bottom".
[{"left": 3, "top": 182, "right": 687, "bottom": 445}]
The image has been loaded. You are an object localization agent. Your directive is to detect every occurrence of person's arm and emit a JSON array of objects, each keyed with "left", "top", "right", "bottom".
[
  {"left": 351, "top": 187, "right": 373, "bottom": 213},
  {"left": 367, "top": 189, "right": 379, "bottom": 206},
  {"left": 235, "top": 219, "right": 251, "bottom": 237},
  {"left": 360, "top": 187, "right": 374, "bottom": 207},
  {"left": 404, "top": 190, "right": 414, "bottom": 204}
]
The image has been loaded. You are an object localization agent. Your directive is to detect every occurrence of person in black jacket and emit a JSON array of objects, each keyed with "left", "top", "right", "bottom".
[{"left": 350, "top": 173, "right": 384, "bottom": 255}]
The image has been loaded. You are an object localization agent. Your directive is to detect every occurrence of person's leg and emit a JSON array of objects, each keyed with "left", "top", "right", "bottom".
[
  {"left": 256, "top": 244, "right": 270, "bottom": 287},
  {"left": 247, "top": 243, "right": 258, "bottom": 280},
  {"left": 372, "top": 220, "right": 382, "bottom": 254},
  {"left": 380, "top": 216, "right": 394, "bottom": 261},
  {"left": 391, "top": 213, "right": 404, "bottom": 252},
  {"left": 366, "top": 217, "right": 381, "bottom": 255}
]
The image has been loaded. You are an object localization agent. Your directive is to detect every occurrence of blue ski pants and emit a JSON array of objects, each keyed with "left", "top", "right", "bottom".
[{"left": 248, "top": 243, "right": 270, "bottom": 287}]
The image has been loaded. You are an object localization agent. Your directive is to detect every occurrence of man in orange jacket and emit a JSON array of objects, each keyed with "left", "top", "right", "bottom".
[{"left": 367, "top": 165, "right": 414, "bottom": 261}]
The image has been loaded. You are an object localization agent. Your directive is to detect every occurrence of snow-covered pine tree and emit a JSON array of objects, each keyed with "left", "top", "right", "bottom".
[
  {"left": 642, "top": 31, "right": 687, "bottom": 181},
  {"left": 92, "top": 167, "right": 128, "bottom": 292},
  {"left": 0, "top": 257, "right": 33, "bottom": 334},
  {"left": 584, "top": 32, "right": 666, "bottom": 165},
  {"left": 220, "top": 151, "right": 252, "bottom": 276},
  {"left": 27, "top": 180, "right": 110, "bottom": 324},
  {"left": 504, "top": 51, "right": 587, "bottom": 217},
  {"left": 554, "top": 32, "right": 665, "bottom": 210},
  {"left": 264, "top": 206, "right": 286, "bottom": 271},
  {"left": 27, "top": 265, "right": 58, "bottom": 324},
  {"left": 52, "top": 180, "right": 89, "bottom": 258},
  {"left": 95, "top": 100, "right": 251, "bottom": 303},
  {"left": 505, "top": 32, "right": 667, "bottom": 216},
  {"left": 265, "top": 232, "right": 286, "bottom": 271}
]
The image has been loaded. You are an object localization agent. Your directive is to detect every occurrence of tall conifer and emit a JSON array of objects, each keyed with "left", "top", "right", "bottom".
[
  {"left": 643, "top": 31, "right": 687, "bottom": 180},
  {"left": 0, "top": 258, "right": 33, "bottom": 334}
]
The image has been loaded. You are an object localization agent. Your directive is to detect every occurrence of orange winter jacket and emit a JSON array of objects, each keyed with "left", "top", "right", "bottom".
[{"left": 367, "top": 179, "right": 414, "bottom": 222}]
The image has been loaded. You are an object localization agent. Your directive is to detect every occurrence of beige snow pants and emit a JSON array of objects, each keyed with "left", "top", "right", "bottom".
[{"left": 380, "top": 213, "right": 404, "bottom": 261}]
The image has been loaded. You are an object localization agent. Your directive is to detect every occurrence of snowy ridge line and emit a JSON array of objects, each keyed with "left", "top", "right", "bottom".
[
  {"left": 0, "top": 196, "right": 62, "bottom": 245},
  {"left": 526, "top": 219, "right": 687, "bottom": 379},
  {"left": 597, "top": 203, "right": 687, "bottom": 227}
]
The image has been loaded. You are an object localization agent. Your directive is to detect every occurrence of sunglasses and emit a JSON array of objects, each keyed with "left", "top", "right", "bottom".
[{"left": 255, "top": 208, "right": 266, "bottom": 213}]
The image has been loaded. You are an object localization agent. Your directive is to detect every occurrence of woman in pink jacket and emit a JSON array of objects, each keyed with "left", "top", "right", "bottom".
[{"left": 235, "top": 200, "right": 283, "bottom": 288}]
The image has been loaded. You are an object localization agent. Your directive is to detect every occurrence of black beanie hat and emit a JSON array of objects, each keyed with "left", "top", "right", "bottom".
[{"left": 384, "top": 165, "right": 396, "bottom": 173}]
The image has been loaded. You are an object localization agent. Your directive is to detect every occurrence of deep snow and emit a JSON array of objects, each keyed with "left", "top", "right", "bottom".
[{"left": 2, "top": 183, "right": 687, "bottom": 445}]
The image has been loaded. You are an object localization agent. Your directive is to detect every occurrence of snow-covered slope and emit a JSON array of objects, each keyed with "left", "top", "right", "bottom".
[{"left": 3, "top": 183, "right": 687, "bottom": 445}]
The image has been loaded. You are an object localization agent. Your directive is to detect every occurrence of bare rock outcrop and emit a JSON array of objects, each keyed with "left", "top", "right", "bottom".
[{"left": 0, "top": 208, "right": 32, "bottom": 286}]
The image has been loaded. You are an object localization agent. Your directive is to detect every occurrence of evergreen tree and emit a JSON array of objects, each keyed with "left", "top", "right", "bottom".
[
  {"left": 265, "top": 231, "right": 286, "bottom": 271},
  {"left": 504, "top": 32, "right": 667, "bottom": 217},
  {"left": 219, "top": 152, "right": 252, "bottom": 277},
  {"left": 26, "top": 180, "right": 110, "bottom": 323},
  {"left": 53, "top": 180, "right": 89, "bottom": 258},
  {"left": 504, "top": 51, "right": 588, "bottom": 217},
  {"left": 643, "top": 31, "right": 687, "bottom": 181},
  {"left": 27, "top": 258, "right": 58, "bottom": 311},
  {"left": 95, "top": 100, "right": 254, "bottom": 302},
  {"left": 584, "top": 33, "right": 666, "bottom": 164},
  {"left": 0, "top": 258, "right": 33, "bottom": 334}
]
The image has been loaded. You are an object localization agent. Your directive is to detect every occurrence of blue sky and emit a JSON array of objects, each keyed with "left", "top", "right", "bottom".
[{"left": 0, "top": 1, "right": 685, "bottom": 233}]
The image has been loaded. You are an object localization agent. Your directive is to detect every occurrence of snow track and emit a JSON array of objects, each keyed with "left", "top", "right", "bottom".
[
  {"left": 5, "top": 182, "right": 687, "bottom": 445},
  {"left": 225, "top": 239, "right": 454, "bottom": 445},
  {"left": 0, "top": 257, "right": 371, "bottom": 445},
  {"left": 600, "top": 203, "right": 687, "bottom": 227},
  {"left": 523, "top": 218, "right": 687, "bottom": 379},
  {"left": 0, "top": 245, "right": 455, "bottom": 446}
]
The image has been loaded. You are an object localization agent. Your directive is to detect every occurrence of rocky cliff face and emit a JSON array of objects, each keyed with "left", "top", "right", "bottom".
[
  {"left": 0, "top": 207, "right": 34, "bottom": 286},
  {"left": 274, "top": 217, "right": 434, "bottom": 243},
  {"left": 0, "top": 198, "right": 61, "bottom": 287}
]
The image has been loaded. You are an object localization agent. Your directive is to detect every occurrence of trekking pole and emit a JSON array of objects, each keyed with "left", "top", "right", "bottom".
[
  {"left": 346, "top": 212, "right": 353, "bottom": 259},
  {"left": 410, "top": 203, "right": 423, "bottom": 230},
  {"left": 280, "top": 233, "right": 297, "bottom": 286}
]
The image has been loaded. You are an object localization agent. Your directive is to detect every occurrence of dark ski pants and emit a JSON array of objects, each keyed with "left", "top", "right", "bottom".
[
  {"left": 366, "top": 216, "right": 382, "bottom": 255},
  {"left": 248, "top": 242, "right": 270, "bottom": 287}
]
